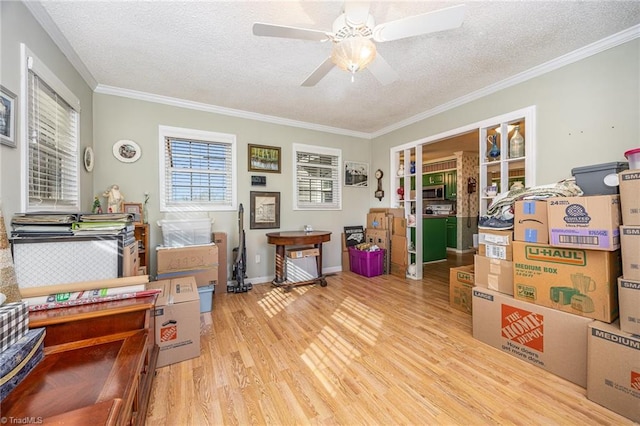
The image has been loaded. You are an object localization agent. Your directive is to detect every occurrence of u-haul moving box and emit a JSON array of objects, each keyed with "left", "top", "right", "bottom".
[
  {"left": 587, "top": 321, "right": 640, "bottom": 423},
  {"left": 473, "top": 287, "right": 593, "bottom": 387},
  {"left": 547, "top": 195, "right": 621, "bottom": 251},
  {"left": 512, "top": 241, "right": 621, "bottom": 322},
  {"left": 449, "top": 265, "right": 474, "bottom": 314},
  {"left": 147, "top": 276, "right": 201, "bottom": 367}
]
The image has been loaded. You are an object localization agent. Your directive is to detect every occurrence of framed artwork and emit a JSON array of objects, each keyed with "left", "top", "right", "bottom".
[
  {"left": 250, "top": 191, "right": 280, "bottom": 229},
  {"left": 1, "top": 85, "right": 17, "bottom": 148},
  {"left": 113, "top": 139, "right": 141, "bottom": 163},
  {"left": 248, "top": 144, "right": 281, "bottom": 173},
  {"left": 344, "top": 161, "right": 369, "bottom": 187},
  {"left": 83, "top": 147, "right": 95, "bottom": 172},
  {"left": 123, "top": 202, "right": 143, "bottom": 223}
]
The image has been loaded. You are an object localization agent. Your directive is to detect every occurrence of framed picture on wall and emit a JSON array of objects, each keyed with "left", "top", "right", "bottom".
[
  {"left": 123, "top": 202, "right": 143, "bottom": 223},
  {"left": 249, "top": 191, "right": 280, "bottom": 229},
  {"left": 248, "top": 144, "right": 281, "bottom": 173},
  {"left": 1, "top": 85, "right": 17, "bottom": 148},
  {"left": 344, "top": 161, "right": 369, "bottom": 187}
]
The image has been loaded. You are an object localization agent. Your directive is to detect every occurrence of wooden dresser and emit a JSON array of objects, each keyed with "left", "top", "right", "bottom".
[{"left": 2, "top": 296, "right": 158, "bottom": 425}]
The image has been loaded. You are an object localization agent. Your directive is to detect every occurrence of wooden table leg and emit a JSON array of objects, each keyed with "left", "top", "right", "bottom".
[{"left": 274, "top": 244, "right": 286, "bottom": 284}]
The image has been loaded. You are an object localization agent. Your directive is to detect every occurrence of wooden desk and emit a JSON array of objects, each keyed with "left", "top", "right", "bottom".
[
  {"left": 266, "top": 231, "right": 331, "bottom": 291},
  {"left": 2, "top": 296, "right": 158, "bottom": 426}
]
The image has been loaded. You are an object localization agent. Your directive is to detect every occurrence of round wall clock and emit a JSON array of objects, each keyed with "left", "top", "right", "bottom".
[
  {"left": 113, "top": 139, "right": 141, "bottom": 163},
  {"left": 83, "top": 146, "right": 94, "bottom": 172}
]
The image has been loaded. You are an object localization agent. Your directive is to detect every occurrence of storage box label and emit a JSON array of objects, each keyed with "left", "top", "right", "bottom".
[
  {"left": 523, "top": 245, "right": 586, "bottom": 266},
  {"left": 502, "top": 305, "right": 544, "bottom": 352},
  {"left": 160, "top": 320, "right": 178, "bottom": 342},
  {"left": 456, "top": 270, "right": 474, "bottom": 284}
]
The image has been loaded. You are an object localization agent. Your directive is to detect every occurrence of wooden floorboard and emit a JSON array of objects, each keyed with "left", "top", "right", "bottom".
[{"left": 146, "top": 253, "right": 633, "bottom": 425}]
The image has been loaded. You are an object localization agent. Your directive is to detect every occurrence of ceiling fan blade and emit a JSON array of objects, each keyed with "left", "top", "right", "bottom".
[
  {"left": 367, "top": 53, "right": 399, "bottom": 86},
  {"left": 373, "top": 4, "right": 465, "bottom": 42},
  {"left": 301, "top": 58, "right": 335, "bottom": 87},
  {"left": 253, "top": 22, "right": 330, "bottom": 42},
  {"left": 344, "top": 1, "right": 370, "bottom": 27}
]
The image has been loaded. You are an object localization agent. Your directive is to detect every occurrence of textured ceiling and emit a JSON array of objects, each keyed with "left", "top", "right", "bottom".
[{"left": 34, "top": 1, "right": 640, "bottom": 136}]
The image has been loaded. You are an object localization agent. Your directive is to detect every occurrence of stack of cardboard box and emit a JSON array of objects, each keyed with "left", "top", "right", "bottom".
[
  {"left": 364, "top": 208, "right": 406, "bottom": 276},
  {"left": 586, "top": 170, "right": 640, "bottom": 423}
]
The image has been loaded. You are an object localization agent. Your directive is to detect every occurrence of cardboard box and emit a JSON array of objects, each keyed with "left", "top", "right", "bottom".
[
  {"left": 512, "top": 241, "right": 621, "bottom": 322},
  {"left": 390, "top": 262, "right": 407, "bottom": 278},
  {"left": 147, "top": 276, "right": 201, "bottom": 368},
  {"left": 472, "top": 287, "right": 593, "bottom": 387},
  {"left": 367, "top": 212, "right": 390, "bottom": 230},
  {"left": 547, "top": 195, "right": 621, "bottom": 251},
  {"left": 449, "top": 265, "right": 474, "bottom": 314},
  {"left": 287, "top": 248, "right": 320, "bottom": 258},
  {"left": 390, "top": 234, "right": 408, "bottom": 265},
  {"left": 478, "top": 229, "right": 513, "bottom": 260},
  {"left": 212, "top": 232, "right": 227, "bottom": 286},
  {"left": 587, "top": 321, "right": 640, "bottom": 423},
  {"left": 369, "top": 208, "right": 404, "bottom": 218},
  {"left": 619, "top": 170, "right": 640, "bottom": 225},
  {"left": 393, "top": 217, "right": 407, "bottom": 236},
  {"left": 618, "top": 277, "right": 640, "bottom": 335},
  {"left": 156, "top": 243, "right": 218, "bottom": 287},
  {"left": 474, "top": 255, "right": 513, "bottom": 295},
  {"left": 620, "top": 226, "right": 640, "bottom": 280},
  {"left": 342, "top": 250, "right": 350, "bottom": 272},
  {"left": 514, "top": 200, "right": 549, "bottom": 243}
]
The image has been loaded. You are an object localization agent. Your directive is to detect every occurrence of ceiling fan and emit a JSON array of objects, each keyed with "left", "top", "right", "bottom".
[{"left": 252, "top": 2, "right": 466, "bottom": 87}]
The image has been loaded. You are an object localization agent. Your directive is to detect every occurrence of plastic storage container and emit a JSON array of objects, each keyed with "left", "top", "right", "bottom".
[
  {"left": 571, "top": 162, "right": 629, "bottom": 195},
  {"left": 625, "top": 148, "right": 640, "bottom": 170},
  {"left": 158, "top": 218, "right": 212, "bottom": 247},
  {"left": 348, "top": 247, "right": 385, "bottom": 277},
  {"left": 198, "top": 284, "right": 214, "bottom": 313}
]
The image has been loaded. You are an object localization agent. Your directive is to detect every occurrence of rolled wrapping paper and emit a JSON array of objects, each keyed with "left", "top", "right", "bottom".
[
  {"left": 19, "top": 275, "right": 150, "bottom": 298},
  {"left": 0, "top": 212, "right": 22, "bottom": 303}
]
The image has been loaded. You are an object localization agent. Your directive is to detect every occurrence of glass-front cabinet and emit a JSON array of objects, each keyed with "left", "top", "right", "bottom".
[{"left": 479, "top": 106, "right": 536, "bottom": 216}]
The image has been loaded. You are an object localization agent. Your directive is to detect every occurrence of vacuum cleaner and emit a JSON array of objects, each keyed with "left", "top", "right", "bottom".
[{"left": 228, "top": 203, "right": 252, "bottom": 293}]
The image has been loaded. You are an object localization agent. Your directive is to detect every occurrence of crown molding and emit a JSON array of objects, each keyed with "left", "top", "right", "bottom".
[
  {"left": 94, "top": 85, "right": 371, "bottom": 139},
  {"left": 23, "top": 1, "right": 98, "bottom": 90},
  {"left": 370, "top": 24, "right": 640, "bottom": 139}
]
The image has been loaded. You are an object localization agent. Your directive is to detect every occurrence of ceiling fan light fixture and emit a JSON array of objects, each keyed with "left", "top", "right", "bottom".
[{"left": 331, "top": 35, "right": 376, "bottom": 75}]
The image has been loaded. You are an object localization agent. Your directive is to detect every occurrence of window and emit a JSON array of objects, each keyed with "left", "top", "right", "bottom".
[
  {"left": 159, "top": 125, "right": 237, "bottom": 212},
  {"left": 22, "top": 44, "right": 80, "bottom": 212},
  {"left": 293, "top": 143, "right": 342, "bottom": 210}
]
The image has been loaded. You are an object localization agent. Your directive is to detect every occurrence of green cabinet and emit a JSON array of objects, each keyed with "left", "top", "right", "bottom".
[
  {"left": 446, "top": 216, "right": 458, "bottom": 249},
  {"left": 423, "top": 172, "right": 444, "bottom": 186},
  {"left": 445, "top": 171, "right": 457, "bottom": 200},
  {"left": 422, "top": 217, "right": 447, "bottom": 262}
]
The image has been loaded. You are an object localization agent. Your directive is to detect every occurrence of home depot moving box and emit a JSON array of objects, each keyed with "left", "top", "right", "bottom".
[
  {"left": 587, "top": 321, "right": 640, "bottom": 423},
  {"left": 449, "top": 265, "right": 474, "bottom": 314},
  {"left": 472, "top": 287, "right": 593, "bottom": 387},
  {"left": 619, "top": 170, "right": 640, "bottom": 225},
  {"left": 147, "top": 276, "right": 201, "bottom": 367},
  {"left": 618, "top": 277, "right": 640, "bottom": 335},
  {"left": 512, "top": 241, "right": 621, "bottom": 322},
  {"left": 478, "top": 229, "right": 513, "bottom": 261},
  {"left": 547, "top": 195, "right": 621, "bottom": 251},
  {"left": 514, "top": 200, "right": 549, "bottom": 243},
  {"left": 474, "top": 255, "right": 513, "bottom": 295},
  {"left": 156, "top": 243, "right": 218, "bottom": 287},
  {"left": 620, "top": 225, "right": 640, "bottom": 280}
]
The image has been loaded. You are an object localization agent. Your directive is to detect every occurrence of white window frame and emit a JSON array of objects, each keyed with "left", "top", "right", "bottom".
[
  {"left": 158, "top": 125, "right": 237, "bottom": 212},
  {"left": 292, "top": 143, "right": 342, "bottom": 211},
  {"left": 20, "top": 43, "right": 81, "bottom": 212}
]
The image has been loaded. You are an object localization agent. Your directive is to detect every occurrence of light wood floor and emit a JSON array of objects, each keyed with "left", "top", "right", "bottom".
[{"left": 146, "top": 253, "right": 634, "bottom": 425}]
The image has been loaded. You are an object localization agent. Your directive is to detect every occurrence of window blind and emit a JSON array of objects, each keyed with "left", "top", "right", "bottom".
[
  {"left": 295, "top": 148, "right": 341, "bottom": 210},
  {"left": 27, "top": 69, "right": 79, "bottom": 210},
  {"left": 163, "top": 137, "right": 233, "bottom": 207}
]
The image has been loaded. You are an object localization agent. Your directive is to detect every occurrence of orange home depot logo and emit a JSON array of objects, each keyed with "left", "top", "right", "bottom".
[
  {"left": 160, "top": 320, "right": 178, "bottom": 342},
  {"left": 632, "top": 371, "right": 640, "bottom": 391},
  {"left": 501, "top": 305, "right": 544, "bottom": 352}
]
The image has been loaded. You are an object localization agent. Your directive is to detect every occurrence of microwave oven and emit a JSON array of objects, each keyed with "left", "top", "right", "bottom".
[{"left": 423, "top": 185, "right": 445, "bottom": 200}]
